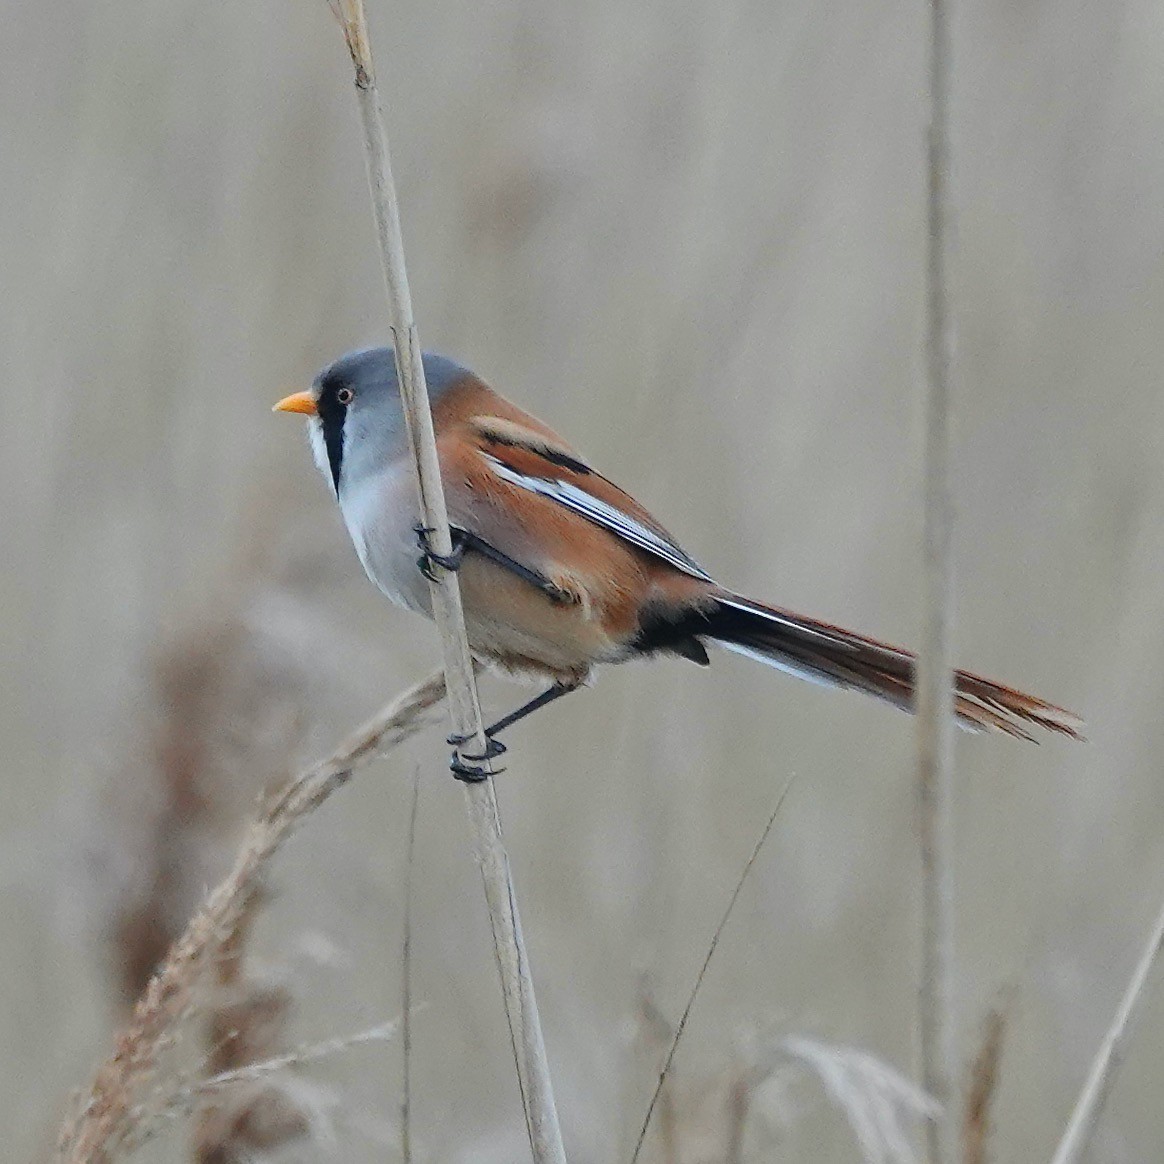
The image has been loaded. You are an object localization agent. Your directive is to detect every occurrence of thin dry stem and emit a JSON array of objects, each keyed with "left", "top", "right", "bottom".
[
  {"left": 133, "top": 1014, "right": 409, "bottom": 1150},
  {"left": 328, "top": 2, "right": 565, "bottom": 1159},
  {"left": 620, "top": 981, "right": 672, "bottom": 1162},
  {"left": 55, "top": 671, "right": 448, "bottom": 1163},
  {"left": 917, "top": 0, "right": 957, "bottom": 1158},
  {"left": 631, "top": 774, "right": 797, "bottom": 1164},
  {"left": 1050, "top": 896, "right": 1164, "bottom": 1164},
  {"left": 179, "top": 1017, "right": 404, "bottom": 1105}
]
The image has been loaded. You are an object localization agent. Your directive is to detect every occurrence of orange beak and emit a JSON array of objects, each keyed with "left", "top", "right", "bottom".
[{"left": 272, "top": 390, "right": 317, "bottom": 416}]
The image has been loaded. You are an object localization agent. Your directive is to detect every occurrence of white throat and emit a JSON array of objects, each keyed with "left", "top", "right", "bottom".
[{"left": 306, "top": 418, "right": 333, "bottom": 491}]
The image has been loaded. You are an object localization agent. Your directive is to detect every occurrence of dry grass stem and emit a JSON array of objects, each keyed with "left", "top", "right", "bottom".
[
  {"left": 1050, "top": 895, "right": 1164, "bottom": 1164},
  {"left": 176, "top": 1016, "right": 404, "bottom": 1105},
  {"left": 917, "top": 0, "right": 958, "bottom": 1158},
  {"left": 961, "top": 1004, "right": 1007, "bottom": 1164},
  {"left": 328, "top": 2, "right": 566, "bottom": 1159},
  {"left": 631, "top": 773, "right": 797, "bottom": 1164},
  {"left": 619, "top": 981, "right": 671, "bottom": 1160},
  {"left": 134, "top": 1014, "right": 411, "bottom": 1153},
  {"left": 55, "top": 670, "right": 448, "bottom": 1163}
]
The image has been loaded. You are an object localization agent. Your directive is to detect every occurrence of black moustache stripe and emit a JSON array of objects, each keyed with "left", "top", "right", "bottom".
[{"left": 315, "top": 385, "right": 348, "bottom": 493}]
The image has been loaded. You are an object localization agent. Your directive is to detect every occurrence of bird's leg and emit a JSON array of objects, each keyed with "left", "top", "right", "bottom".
[
  {"left": 485, "top": 680, "right": 582, "bottom": 737},
  {"left": 448, "top": 680, "right": 582, "bottom": 756},
  {"left": 414, "top": 524, "right": 575, "bottom": 604},
  {"left": 447, "top": 682, "right": 580, "bottom": 781}
]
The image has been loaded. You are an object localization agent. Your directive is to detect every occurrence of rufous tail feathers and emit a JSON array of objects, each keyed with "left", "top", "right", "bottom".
[{"left": 700, "top": 593, "right": 1083, "bottom": 742}]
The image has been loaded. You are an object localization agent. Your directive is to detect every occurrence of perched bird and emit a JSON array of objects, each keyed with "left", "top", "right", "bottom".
[{"left": 275, "top": 347, "right": 1082, "bottom": 778}]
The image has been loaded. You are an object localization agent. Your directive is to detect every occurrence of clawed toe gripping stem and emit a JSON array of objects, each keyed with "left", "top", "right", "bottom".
[
  {"left": 415, "top": 523, "right": 467, "bottom": 581},
  {"left": 449, "top": 753, "right": 503, "bottom": 783},
  {"left": 447, "top": 732, "right": 507, "bottom": 783},
  {"left": 414, "top": 522, "right": 573, "bottom": 602}
]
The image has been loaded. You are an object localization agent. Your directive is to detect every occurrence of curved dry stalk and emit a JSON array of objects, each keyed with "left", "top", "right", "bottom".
[
  {"left": 175, "top": 1016, "right": 406, "bottom": 1109},
  {"left": 127, "top": 1013, "right": 416, "bottom": 1153},
  {"left": 55, "top": 671, "right": 449, "bottom": 1162},
  {"left": 631, "top": 773, "right": 797, "bottom": 1164},
  {"left": 328, "top": 3, "right": 565, "bottom": 1160},
  {"left": 917, "top": 0, "right": 957, "bottom": 1159},
  {"left": 1050, "top": 896, "right": 1164, "bottom": 1164}
]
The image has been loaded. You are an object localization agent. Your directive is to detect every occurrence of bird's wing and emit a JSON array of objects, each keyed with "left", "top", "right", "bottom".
[{"left": 466, "top": 415, "right": 714, "bottom": 583}]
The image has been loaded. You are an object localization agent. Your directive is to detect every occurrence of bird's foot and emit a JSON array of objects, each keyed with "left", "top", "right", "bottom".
[
  {"left": 449, "top": 752, "right": 505, "bottom": 783},
  {"left": 447, "top": 731, "right": 507, "bottom": 782},
  {"left": 414, "top": 524, "right": 466, "bottom": 581}
]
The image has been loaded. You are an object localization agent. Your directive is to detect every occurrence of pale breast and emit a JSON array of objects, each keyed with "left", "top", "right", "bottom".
[{"left": 338, "top": 464, "right": 432, "bottom": 616}]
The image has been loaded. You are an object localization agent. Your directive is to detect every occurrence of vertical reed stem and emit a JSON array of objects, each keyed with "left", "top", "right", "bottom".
[
  {"left": 918, "top": 0, "right": 957, "bottom": 1159},
  {"left": 330, "top": 4, "right": 566, "bottom": 1159}
]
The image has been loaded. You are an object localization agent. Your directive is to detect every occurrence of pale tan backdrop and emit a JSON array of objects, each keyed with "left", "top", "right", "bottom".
[{"left": 2, "top": 0, "right": 1159, "bottom": 1159}]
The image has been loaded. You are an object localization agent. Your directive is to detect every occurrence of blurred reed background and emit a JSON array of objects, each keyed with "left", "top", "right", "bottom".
[{"left": 2, "top": 0, "right": 1159, "bottom": 1158}]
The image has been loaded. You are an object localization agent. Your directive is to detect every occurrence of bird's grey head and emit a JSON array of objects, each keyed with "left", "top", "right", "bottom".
[{"left": 303, "top": 347, "right": 471, "bottom": 496}]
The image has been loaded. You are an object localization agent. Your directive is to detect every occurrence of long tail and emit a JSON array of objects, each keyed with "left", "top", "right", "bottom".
[{"left": 687, "top": 593, "right": 1083, "bottom": 741}]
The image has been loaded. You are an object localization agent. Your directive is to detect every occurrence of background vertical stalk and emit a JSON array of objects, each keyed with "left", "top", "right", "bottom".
[
  {"left": 918, "top": 0, "right": 957, "bottom": 1159},
  {"left": 1051, "top": 898, "right": 1164, "bottom": 1164}
]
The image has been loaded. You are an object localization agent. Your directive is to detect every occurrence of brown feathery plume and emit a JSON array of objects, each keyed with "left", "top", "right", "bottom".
[
  {"left": 87, "top": 596, "right": 322, "bottom": 1159},
  {"left": 55, "top": 669, "right": 448, "bottom": 1162},
  {"left": 105, "top": 607, "right": 314, "bottom": 1010}
]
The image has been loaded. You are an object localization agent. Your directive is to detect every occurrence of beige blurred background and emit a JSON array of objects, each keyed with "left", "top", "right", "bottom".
[{"left": 3, "top": 0, "right": 1161, "bottom": 1159}]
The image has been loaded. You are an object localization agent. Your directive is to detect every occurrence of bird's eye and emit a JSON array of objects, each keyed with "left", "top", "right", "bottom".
[{"left": 337, "top": 387, "right": 354, "bottom": 405}]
